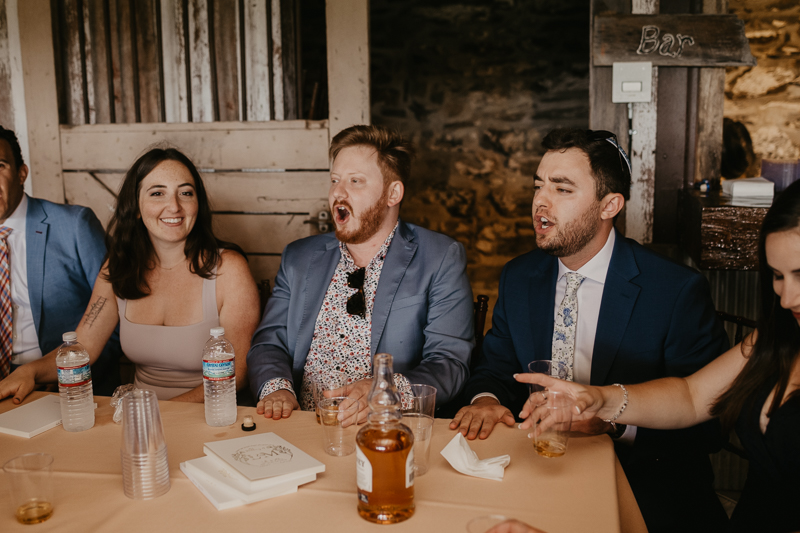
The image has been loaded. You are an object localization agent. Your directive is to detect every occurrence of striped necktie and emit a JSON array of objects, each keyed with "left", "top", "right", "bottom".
[
  {"left": 551, "top": 271, "right": 584, "bottom": 382},
  {"left": 0, "top": 226, "right": 12, "bottom": 378}
]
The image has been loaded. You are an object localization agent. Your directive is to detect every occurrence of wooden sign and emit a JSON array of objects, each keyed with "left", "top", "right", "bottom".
[{"left": 593, "top": 14, "right": 756, "bottom": 67}]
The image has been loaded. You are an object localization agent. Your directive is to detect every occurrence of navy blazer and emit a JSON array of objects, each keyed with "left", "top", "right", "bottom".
[
  {"left": 463, "top": 229, "right": 729, "bottom": 458},
  {"left": 247, "top": 220, "right": 475, "bottom": 404},
  {"left": 26, "top": 196, "right": 121, "bottom": 395}
]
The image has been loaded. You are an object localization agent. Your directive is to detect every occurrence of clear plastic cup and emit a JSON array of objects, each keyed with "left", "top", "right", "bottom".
[
  {"left": 3, "top": 453, "right": 55, "bottom": 524},
  {"left": 319, "top": 396, "right": 361, "bottom": 456},
  {"left": 402, "top": 384, "right": 436, "bottom": 476},
  {"left": 120, "top": 390, "right": 170, "bottom": 499}
]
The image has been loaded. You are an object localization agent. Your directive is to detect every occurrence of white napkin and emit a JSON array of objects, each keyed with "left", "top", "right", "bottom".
[{"left": 440, "top": 433, "right": 511, "bottom": 481}]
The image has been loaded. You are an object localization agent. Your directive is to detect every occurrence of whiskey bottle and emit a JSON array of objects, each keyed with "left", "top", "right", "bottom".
[{"left": 356, "top": 353, "right": 415, "bottom": 524}]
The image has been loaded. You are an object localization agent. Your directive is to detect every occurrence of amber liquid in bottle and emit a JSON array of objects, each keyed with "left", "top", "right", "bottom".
[
  {"left": 356, "top": 352, "right": 415, "bottom": 524},
  {"left": 356, "top": 427, "right": 415, "bottom": 523}
]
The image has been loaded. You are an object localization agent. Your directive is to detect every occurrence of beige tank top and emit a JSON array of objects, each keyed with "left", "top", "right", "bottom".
[{"left": 117, "top": 274, "right": 219, "bottom": 400}]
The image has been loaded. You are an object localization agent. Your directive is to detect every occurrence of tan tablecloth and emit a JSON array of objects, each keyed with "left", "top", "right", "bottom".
[{"left": 0, "top": 392, "right": 646, "bottom": 533}]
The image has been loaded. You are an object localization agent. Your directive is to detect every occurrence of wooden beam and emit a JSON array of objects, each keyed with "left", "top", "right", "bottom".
[
  {"left": 326, "top": 0, "right": 370, "bottom": 137},
  {"left": 624, "top": 0, "right": 659, "bottom": 244},
  {"left": 59, "top": 120, "right": 330, "bottom": 170},
  {"left": 17, "top": 0, "right": 64, "bottom": 201},
  {"left": 243, "top": 0, "right": 272, "bottom": 121},
  {"left": 593, "top": 14, "right": 755, "bottom": 67}
]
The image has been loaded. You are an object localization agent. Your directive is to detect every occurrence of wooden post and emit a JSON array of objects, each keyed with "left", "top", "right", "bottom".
[
  {"left": 693, "top": 0, "right": 727, "bottom": 184},
  {"left": 326, "top": 0, "right": 370, "bottom": 138},
  {"left": 17, "top": 0, "right": 64, "bottom": 201},
  {"left": 627, "top": 0, "right": 659, "bottom": 244}
]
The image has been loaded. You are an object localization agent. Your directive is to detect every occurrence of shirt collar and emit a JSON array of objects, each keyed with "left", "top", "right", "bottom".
[
  {"left": 557, "top": 228, "right": 615, "bottom": 284},
  {"left": 339, "top": 220, "right": 399, "bottom": 270},
  {"left": 3, "top": 193, "right": 28, "bottom": 231}
]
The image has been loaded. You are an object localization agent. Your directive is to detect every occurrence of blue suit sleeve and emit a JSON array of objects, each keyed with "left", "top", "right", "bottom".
[
  {"left": 247, "top": 245, "right": 296, "bottom": 399},
  {"left": 400, "top": 241, "right": 474, "bottom": 404}
]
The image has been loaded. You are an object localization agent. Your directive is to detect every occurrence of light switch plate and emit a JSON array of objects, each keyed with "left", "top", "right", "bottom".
[{"left": 612, "top": 62, "right": 652, "bottom": 103}]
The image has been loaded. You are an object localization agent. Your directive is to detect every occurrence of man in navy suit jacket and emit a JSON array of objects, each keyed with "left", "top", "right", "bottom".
[
  {"left": 0, "top": 126, "right": 120, "bottom": 395},
  {"left": 248, "top": 125, "right": 474, "bottom": 420},
  {"left": 452, "top": 129, "right": 729, "bottom": 533}
]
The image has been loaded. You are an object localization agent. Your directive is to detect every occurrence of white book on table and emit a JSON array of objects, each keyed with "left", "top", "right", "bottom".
[
  {"left": 180, "top": 460, "right": 297, "bottom": 511},
  {"left": 0, "top": 396, "right": 98, "bottom": 438},
  {"left": 203, "top": 432, "right": 325, "bottom": 491},
  {"left": 0, "top": 396, "right": 63, "bottom": 438},
  {"left": 184, "top": 454, "right": 319, "bottom": 495},
  {"left": 722, "top": 177, "right": 775, "bottom": 198}
]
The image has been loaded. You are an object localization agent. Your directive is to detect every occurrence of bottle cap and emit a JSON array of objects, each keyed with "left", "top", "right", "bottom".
[
  {"left": 241, "top": 415, "right": 256, "bottom": 431},
  {"left": 210, "top": 327, "right": 225, "bottom": 337},
  {"left": 62, "top": 331, "right": 78, "bottom": 342}
]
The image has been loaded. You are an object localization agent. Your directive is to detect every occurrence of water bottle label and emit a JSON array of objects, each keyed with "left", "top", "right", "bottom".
[
  {"left": 203, "top": 356, "right": 235, "bottom": 380},
  {"left": 57, "top": 363, "right": 91, "bottom": 387},
  {"left": 356, "top": 447, "right": 372, "bottom": 492}
]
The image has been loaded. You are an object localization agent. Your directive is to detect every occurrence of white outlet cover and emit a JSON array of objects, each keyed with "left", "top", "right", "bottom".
[{"left": 612, "top": 62, "right": 652, "bottom": 103}]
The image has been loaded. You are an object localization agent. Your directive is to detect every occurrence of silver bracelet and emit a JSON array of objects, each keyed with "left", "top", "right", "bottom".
[{"left": 602, "top": 383, "right": 628, "bottom": 423}]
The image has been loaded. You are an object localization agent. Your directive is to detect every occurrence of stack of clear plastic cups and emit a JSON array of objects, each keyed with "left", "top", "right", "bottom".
[{"left": 120, "top": 390, "right": 170, "bottom": 499}]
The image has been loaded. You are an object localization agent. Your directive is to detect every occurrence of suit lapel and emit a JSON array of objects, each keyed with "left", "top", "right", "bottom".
[
  {"left": 590, "top": 231, "right": 640, "bottom": 386},
  {"left": 529, "top": 254, "right": 558, "bottom": 362},
  {"left": 294, "top": 239, "right": 341, "bottom": 359},
  {"left": 371, "top": 221, "right": 416, "bottom": 355},
  {"left": 25, "top": 198, "right": 48, "bottom": 336}
]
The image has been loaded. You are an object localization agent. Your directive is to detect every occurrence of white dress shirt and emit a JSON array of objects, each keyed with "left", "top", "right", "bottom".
[{"left": 4, "top": 194, "right": 42, "bottom": 364}]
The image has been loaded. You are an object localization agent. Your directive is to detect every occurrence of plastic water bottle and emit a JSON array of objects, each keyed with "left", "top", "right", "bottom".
[
  {"left": 203, "top": 327, "right": 237, "bottom": 426},
  {"left": 56, "top": 332, "right": 94, "bottom": 432}
]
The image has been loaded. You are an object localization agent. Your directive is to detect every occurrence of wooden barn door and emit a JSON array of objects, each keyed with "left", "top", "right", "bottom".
[{"left": 6, "top": 0, "right": 369, "bottom": 286}]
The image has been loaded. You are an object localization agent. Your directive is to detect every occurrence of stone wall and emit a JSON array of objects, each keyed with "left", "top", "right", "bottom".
[
  {"left": 726, "top": 1, "right": 800, "bottom": 164},
  {"left": 370, "top": 0, "right": 590, "bottom": 305}
]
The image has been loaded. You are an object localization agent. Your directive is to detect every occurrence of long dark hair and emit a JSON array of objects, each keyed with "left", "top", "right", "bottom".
[
  {"left": 104, "top": 147, "right": 243, "bottom": 300},
  {"left": 711, "top": 179, "right": 800, "bottom": 431}
]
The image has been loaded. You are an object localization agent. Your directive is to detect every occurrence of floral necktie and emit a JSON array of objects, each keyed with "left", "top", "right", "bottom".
[{"left": 551, "top": 272, "right": 584, "bottom": 382}]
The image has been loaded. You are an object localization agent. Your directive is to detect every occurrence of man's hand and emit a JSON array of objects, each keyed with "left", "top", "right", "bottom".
[
  {"left": 326, "top": 379, "right": 371, "bottom": 425},
  {"left": 256, "top": 389, "right": 299, "bottom": 420},
  {"left": 0, "top": 365, "right": 36, "bottom": 404},
  {"left": 449, "top": 397, "right": 515, "bottom": 440},
  {"left": 568, "top": 417, "right": 613, "bottom": 437}
]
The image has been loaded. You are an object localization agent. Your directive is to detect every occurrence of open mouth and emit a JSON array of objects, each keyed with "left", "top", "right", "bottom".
[
  {"left": 334, "top": 205, "right": 351, "bottom": 224},
  {"left": 535, "top": 214, "right": 555, "bottom": 232},
  {"left": 160, "top": 217, "right": 183, "bottom": 225}
]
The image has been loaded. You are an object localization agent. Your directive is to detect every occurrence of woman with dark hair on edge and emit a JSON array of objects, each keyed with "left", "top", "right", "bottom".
[
  {"left": 0, "top": 147, "right": 260, "bottom": 402},
  {"left": 518, "top": 180, "right": 800, "bottom": 532}
]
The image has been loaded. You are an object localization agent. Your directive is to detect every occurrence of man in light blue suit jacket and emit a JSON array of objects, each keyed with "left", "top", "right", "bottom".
[
  {"left": 248, "top": 125, "right": 474, "bottom": 419},
  {"left": 0, "top": 126, "right": 121, "bottom": 395}
]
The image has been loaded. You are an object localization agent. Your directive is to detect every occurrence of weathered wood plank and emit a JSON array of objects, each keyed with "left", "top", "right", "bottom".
[
  {"left": 326, "top": 0, "right": 370, "bottom": 136},
  {"left": 111, "top": 0, "right": 137, "bottom": 123},
  {"left": 213, "top": 213, "right": 319, "bottom": 252},
  {"left": 188, "top": 0, "right": 214, "bottom": 122},
  {"left": 86, "top": 0, "right": 111, "bottom": 124},
  {"left": 270, "top": 0, "right": 284, "bottom": 121},
  {"left": 63, "top": 171, "right": 118, "bottom": 228},
  {"left": 247, "top": 255, "right": 282, "bottom": 293},
  {"left": 279, "top": 0, "right": 299, "bottom": 120},
  {"left": 212, "top": 0, "right": 240, "bottom": 122},
  {"left": 59, "top": 120, "right": 330, "bottom": 170},
  {"left": 625, "top": 0, "right": 659, "bottom": 244},
  {"left": 244, "top": 0, "right": 271, "bottom": 121},
  {"left": 17, "top": 0, "right": 63, "bottom": 200},
  {"left": 593, "top": 14, "right": 755, "bottom": 67},
  {"left": 202, "top": 171, "right": 329, "bottom": 212},
  {"left": 61, "top": 0, "right": 87, "bottom": 125},
  {"left": 161, "top": 0, "right": 189, "bottom": 123},
  {"left": 134, "top": 0, "right": 162, "bottom": 123}
]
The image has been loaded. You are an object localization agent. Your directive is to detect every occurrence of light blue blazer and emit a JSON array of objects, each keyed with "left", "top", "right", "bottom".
[
  {"left": 25, "top": 196, "right": 122, "bottom": 395},
  {"left": 247, "top": 220, "right": 475, "bottom": 404}
]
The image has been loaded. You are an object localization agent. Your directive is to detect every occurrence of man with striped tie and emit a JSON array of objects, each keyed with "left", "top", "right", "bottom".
[
  {"left": 451, "top": 129, "right": 730, "bottom": 533},
  {"left": 0, "top": 126, "right": 121, "bottom": 396}
]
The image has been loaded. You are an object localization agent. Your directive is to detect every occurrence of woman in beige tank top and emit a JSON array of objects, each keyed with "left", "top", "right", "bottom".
[{"left": 0, "top": 148, "right": 260, "bottom": 402}]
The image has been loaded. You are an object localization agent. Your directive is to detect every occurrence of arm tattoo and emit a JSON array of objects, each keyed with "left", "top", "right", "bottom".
[{"left": 83, "top": 297, "right": 108, "bottom": 327}]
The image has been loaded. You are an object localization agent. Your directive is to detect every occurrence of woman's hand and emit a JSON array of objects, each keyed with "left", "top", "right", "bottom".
[{"left": 514, "top": 373, "right": 609, "bottom": 431}]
